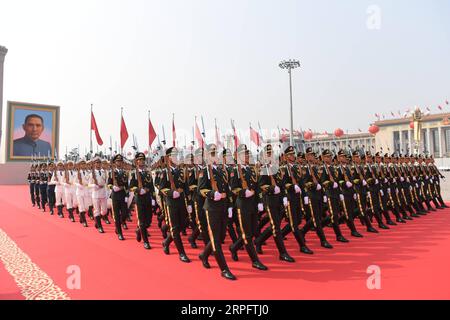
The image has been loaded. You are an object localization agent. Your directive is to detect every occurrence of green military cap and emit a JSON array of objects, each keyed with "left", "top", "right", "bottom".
[
  {"left": 337, "top": 149, "right": 346, "bottom": 156},
  {"left": 135, "top": 152, "right": 146, "bottom": 161},
  {"left": 113, "top": 154, "right": 124, "bottom": 162},
  {"left": 297, "top": 151, "right": 305, "bottom": 158},
  {"left": 305, "top": 147, "right": 314, "bottom": 155},
  {"left": 351, "top": 150, "right": 360, "bottom": 156},
  {"left": 321, "top": 149, "right": 332, "bottom": 156},
  {"left": 284, "top": 146, "right": 295, "bottom": 155}
]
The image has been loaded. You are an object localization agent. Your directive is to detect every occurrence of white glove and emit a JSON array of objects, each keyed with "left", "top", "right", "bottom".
[
  {"left": 409, "top": 186, "right": 413, "bottom": 191},
  {"left": 375, "top": 179, "right": 379, "bottom": 185},
  {"left": 353, "top": 194, "right": 357, "bottom": 200},
  {"left": 323, "top": 195, "right": 328, "bottom": 203},
  {"left": 400, "top": 177, "right": 405, "bottom": 182},
  {"left": 316, "top": 184, "right": 322, "bottom": 191},
  {"left": 283, "top": 197, "right": 288, "bottom": 207},
  {"left": 273, "top": 186, "right": 281, "bottom": 194},
  {"left": 413, "top": 177, "right": 417, "bottom": 181},
  {"left": 139, "top": 188, "right": 146, "bottom": 195},
  {"left": 228, "top": 207, "right": 233, "bottom": 218},
  {"left": 303, "top": 196, "right": 309, "bottom": 205},
  {"left": 426, "top": 176, "right": 429, "bottom": 180},
  {"left": 415, "top": 183, "right": 419, "bottom": 188},
  {"left": 294, "top": 185, "right": 301, "bottom": 194},
  {"left": 346, "top": 181, "right": 353, "bottom": 188},
  {"left": 245, "top": 189, "right": 254, "bottom": 198},
  {"left": 258, "top": 203, "right": 264, "bottom": 212},
  {"left": 151, "top": 199, "right": 156, "bottom": 206},
  {"left": 384, "top": 178, "right": 388, "bottom": 183},
  {"left": 173, "top": 190, "right": 180, "bottom": 199},
  {"left": 396, "top": 188, "right": 399, "bottom": 194},
  {"left": 362, "top": 180, "right": 367, "bottom": 186},
  {"left": 214, "top": 191, "right": 222, "bottom": 201},
  {"left": 393, "top": 178, "right": 397, "bottom": 183},
  {"left": 339, "top": 194, "right": 344, "bottom": 201},
  {"left": 187, "top": 205, "right": 193, "bottom": 214},
  {"left": 125, "top": 197, "right": 128, "bottom": 202},
  {"left": 387, "top": 188, "right": 391, "bottom": 194},
  {"left": 113, "top": 186, "right": 121, "bottom": 192},
  {"left": 430, "top": 178, "right": 433, "bottom": 183},
  {"left": 380, "top": 190, "right": 384, "bottom": 196},
  {"left": 333, "top": 182, "right": 338, "bottom": 189}
]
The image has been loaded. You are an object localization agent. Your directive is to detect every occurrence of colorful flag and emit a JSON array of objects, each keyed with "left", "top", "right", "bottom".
[
  {"left": 250, "top": 125, "right": 261, "bottom": 146},
  {"left": 120, "top": 114, "right": 129, "bottom": 149},
  {"left": 91, "top": 110, "right": 103, "bottom": 146},
  {"left": 148, "top": 114, "right": 157, "bottom": 147},
  {"left": 172, "top": 114, "right": 177, "bottom": 147},
  {"left": 195, "top": 120, "right": 204, "bottom": 148}
]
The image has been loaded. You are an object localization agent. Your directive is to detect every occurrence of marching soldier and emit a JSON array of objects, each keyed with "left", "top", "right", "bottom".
[
  {"left": 38, "top": 163, "right": 49, "bottom": 212},
  {"left": 64, "top": 161, "right": 78, "bottom": 222},
  {"left": 157, "top": 147, "right": 191, "bottom": 263},
  {"left": 299, "top": 147, "right": 334, "bottom": 248},
  {"left": 108, "top": 154, "right": 129, "bottom": 241},
  {"left": 74, "top": 160, "right": 90, "bottom": 227},
  {"left": 47, "top": 162, "right": 57, "bottom": 215},
  {"left": 280, "top": 146, "right": 314, "bottom": 254},
  {"left": 28, "top": 164, "right": 37, "bottom": 207},
  {"left": 318, "top": 149, "right": 351, "bottom": 242},
  {"left": 254, "top": 144, "right": 295, "bottom": 263},
  {"left": 198, "top": 143, "right": 237, "bottom": 280},
  {"left": 88, "top": 156, "right": 107, "bottom": 234},
  {"left": 228, "top": 144, "right": 268, "bottom": 271},
  {"left": 129, "top": 152, "right": 154, "bottom": 250}
]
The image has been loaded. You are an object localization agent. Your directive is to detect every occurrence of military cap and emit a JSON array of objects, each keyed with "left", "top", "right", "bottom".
[
  {"left": 321, "top": 149, "right": 332, "bottom": 156},
  {"left": 113, "top": 154, "right": 124, "bottom": 162},
  {"left": 264, "top": 144, "right": 273, "bottom": 152},
  {"left": 337, "top": 149, "right": 346, "bottom": 156},
  {"left": 374, "top": 152, "right": 381, "bottom": 157},
  {"left": 352, "top": 150, "right": 360, "bottom": 156},
  {"left": 297, "top": 151, "right": 305, "bottom": 158},
  {"left": 77, "top": 159, "right": 86, "bottom": 164},
  {"left": 305, "top": 147, "right": 314, "bottom": 154},
  {"left": 284, "top": 146, "right": 295, "bottom": 155},
  {"left": 135, "top": 152, "right": 146, "bottom": 161},
  {"left": 365, "top": 151, "right": 372, "bottom": 157}
]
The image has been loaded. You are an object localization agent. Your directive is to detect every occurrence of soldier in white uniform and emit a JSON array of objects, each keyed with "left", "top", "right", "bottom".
[
  {"left": 64, "top": 161, "right": 78, "bottom": 222},
  {"left": 88, "top": 157, "right": 108, "bottom": 233},
  {"left": 74, "top": 160, "right": 91, "bottom": 227},
  {"left": 52, "top": 161, "right": 66, "bottom": 218}
]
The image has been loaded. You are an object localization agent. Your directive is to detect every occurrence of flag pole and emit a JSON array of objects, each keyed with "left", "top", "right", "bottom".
[
  {"left": 148, "top": 110, "right": 151, "bottom": 154},
  {"left": 121, "top": 107, "right": 123, "bottom": 155},
  {"left": 90, "top": 104, "right": 93, "bottom": 154}
]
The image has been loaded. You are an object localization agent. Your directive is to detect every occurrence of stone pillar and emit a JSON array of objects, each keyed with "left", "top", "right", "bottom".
[
  {"left": 426, "top": 128, "right": 431, "bottom": 155},
  {"left": 0, "top": 46, "right": 8, "bottom": 153},
  {"left": 438, "top": 126, "right": 443, "bottom": 158}
]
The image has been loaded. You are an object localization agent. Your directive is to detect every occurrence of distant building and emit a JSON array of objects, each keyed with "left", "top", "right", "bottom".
[{"left": 374, "top": 112, "right": 450, "bottom": 158}]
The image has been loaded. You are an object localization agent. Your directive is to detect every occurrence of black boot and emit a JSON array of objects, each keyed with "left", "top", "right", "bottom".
[
  {"left": 94, "top": 216, "right": 104, "bottom": 233},
  {"left": 88, "top": 206, "right": 94, "bottom": 220},
  {"left": 57, "top": 205, "right": 64, "bottom": 218},
  {"left": 294, "top": 230, "right": 314, "bottom": 254},
  {"left": 80, "top": 212, "right": 88, "bottom": 227},
  {"left": 141, "top": 228, "right": 151, "bottom": 250},
  {"left": 317, "top": 228, "right": 333, "bottom": 249},
  {"left": 68, "top": 209, "right": 75, "bottom": 222}
]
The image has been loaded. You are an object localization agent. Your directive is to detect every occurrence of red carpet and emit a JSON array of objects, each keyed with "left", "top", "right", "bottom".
[{"left": 1, "top": 185, "right": 450, "bottom": 300}]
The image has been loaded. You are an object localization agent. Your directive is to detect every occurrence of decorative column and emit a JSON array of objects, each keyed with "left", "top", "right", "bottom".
[
  {"left": 0, "top": 46, "right": 8, "bottom": 152},
  {"left": 426, "top": 128, "right": 431, "bottom": 155},
  {"left": 438, "top": 126, "right": 443, "bottom": 158}
]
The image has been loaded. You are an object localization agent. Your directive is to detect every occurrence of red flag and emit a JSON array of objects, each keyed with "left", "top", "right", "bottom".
[
  {"left": 250, "top": 126, "right": 261, "bottom": 146},
  {"left": 172, "top": 115, "right": 177, "bottom": 147},
  {"left": 148, "top": 117, "right": 157, "bottom": 147},
  {"left": 91, "top": 111, "right": 103, "bottom": 146},
  {"left": 215, "top": 122, "right": 222, "bottom": 148},
  {"left": 195, "top": 121, "right": 204, "bottom": 148},
  {"left": 231, "top": 120, "right": 240, "bottom": 150},
  {"left": 120, "top": 115, "right": 129, "bottom": 149}
]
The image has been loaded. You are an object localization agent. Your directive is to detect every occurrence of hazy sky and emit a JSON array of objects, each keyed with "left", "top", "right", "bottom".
[{"left": 1, "top": 0, "right": 449, "bottom": 154}]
